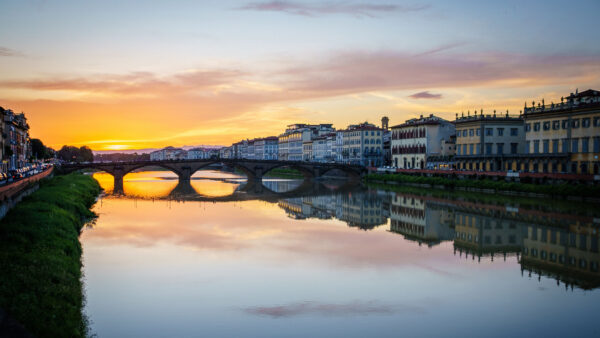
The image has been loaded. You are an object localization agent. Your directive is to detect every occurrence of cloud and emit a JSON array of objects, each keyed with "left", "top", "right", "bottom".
[
  {"left": 408, "top": 91, "right": 442, "bottom": 99},
  {"left": 0, "top": 69, "right": 245, "bottom": 96},
  {"left": 242, "top": 300, "right": 426, "bottom": 318},
  {"left": 278, "top": 50, "right": 600, "bottom": 96},
  {"left": 0, "top": 46, "right": 24, "bottom": 57},
  {"left": 238, "top": 1, "right": 429, "bottom": 17}
]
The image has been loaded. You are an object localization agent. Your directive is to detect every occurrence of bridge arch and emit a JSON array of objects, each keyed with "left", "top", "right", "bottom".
[{"left": 319, "top": 166, "right": 364, "bottom": 180}]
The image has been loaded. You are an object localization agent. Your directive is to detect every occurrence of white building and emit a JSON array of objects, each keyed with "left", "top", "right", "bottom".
[
  {"left": 342, "top": 122, "right": 384, "bottom": 166},
  {"left": 279, "top": 123, "right": 335, "bottom": 161},
  {"left": 391, "top": 114, "right": 455, "bottom": 169},
  {"left": 254, "top": 137, "right": 278, "bottom": 160},
  {"left": 150, "top": 146, "right": 186, "bottom": 161}
]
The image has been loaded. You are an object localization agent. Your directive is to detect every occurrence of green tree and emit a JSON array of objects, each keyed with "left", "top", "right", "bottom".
[{"left": 30, "top": 138, "right": 51, "bottom": 159}]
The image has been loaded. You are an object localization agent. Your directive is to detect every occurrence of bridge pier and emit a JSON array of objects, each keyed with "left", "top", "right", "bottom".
[
  {"left": 178, "top": 166, "right": 193, "bottom": 182},
  {"left": 113, "top": 172, "right": 124, "bottom": 194}
]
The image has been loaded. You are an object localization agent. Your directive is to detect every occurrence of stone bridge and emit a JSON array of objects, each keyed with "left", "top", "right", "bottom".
[{"left": 58, "top": 159, "right": 366, "bottom": 192}]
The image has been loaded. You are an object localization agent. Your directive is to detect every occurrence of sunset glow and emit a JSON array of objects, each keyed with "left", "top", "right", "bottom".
[{"left": 1, "top": 1, "right": 599, "bottom": 150}]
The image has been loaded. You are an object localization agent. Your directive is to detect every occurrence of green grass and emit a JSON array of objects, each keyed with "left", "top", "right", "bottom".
[
  {"left": 365, "top": 173, "right": 600, "bottom": 198},
  {"left": 0, "top": 173, "right": 101, "bottom": 338},
  {"left": 263, "top": 168, "right": 304, "bottom": 179}
]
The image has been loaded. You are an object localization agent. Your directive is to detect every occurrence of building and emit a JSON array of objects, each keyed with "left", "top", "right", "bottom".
[
  {"left": 302, "top": 140, "right": 313, "bottom": 161},
  {"left": 150, "top": 146, "right": 186, "bottom": 161},
  {"left": 334, "top": 130, "right": 344, "bottom": 163},
  {"left": 254, "top": 137, "right": 278, "bottom": 160},
  {"left": 521, "top": 89, "right": 600, "bottom": 174},
  {"left": 342, "top": 122, "right": 384, "bottom": 166},
  {"left": 187, "top": 147, "right": 219, "bottom": 160},
  {"left": 390, "top": 114, "right": 455, "bottom": 169},
  {"left": 312, "top": 133, "right": 336, "bottom": 162},
  {"left": 454, "top": 111, "right": 525, "bottom": 171},
  {"left": 219, "top": 146, "right": 232, "bottom": 159},
  {"left": 381, "top": 116, "right": 392, "bottom": 166},
  {"left": 278, "top": 123, "right": 335, "bottom": 162},
  {"left": 1, "top": 108, "right": 30, "bottom": 171}
]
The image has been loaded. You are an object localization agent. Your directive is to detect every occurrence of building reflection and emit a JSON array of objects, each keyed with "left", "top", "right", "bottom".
[
  {"left": 277, "top": 189, "right": 389, "bottom": 230},
  {"left": 385, "top": 190, "right": 600, "bottom": 290},
  {"left": 389, "top": 194, "right": 454, "bottom": 247}
]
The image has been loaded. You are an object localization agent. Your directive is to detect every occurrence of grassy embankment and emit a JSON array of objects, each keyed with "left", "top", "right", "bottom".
[
  {"left": 365, "top": 173, "right": 600, "bottom": 198},
  {"left": 0, "top": 173, "right": 101, "bottom": 338},
  {"left": 263, "top": 168, "right": 304, "bottom": 179}
]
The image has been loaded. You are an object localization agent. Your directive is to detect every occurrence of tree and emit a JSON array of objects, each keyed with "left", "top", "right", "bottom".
[
  {"left": 30, "top": 138, "right": 52, "bottom": 159},
  {"left": 57, "top": 145, "right": 94, "bottom": 162}
]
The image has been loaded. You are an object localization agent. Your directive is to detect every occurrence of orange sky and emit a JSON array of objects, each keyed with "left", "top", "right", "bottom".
[{"left": 1, "top": 1, "right": 599, "bottom": 151}]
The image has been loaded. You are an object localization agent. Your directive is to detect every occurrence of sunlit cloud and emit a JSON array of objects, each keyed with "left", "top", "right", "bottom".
[{"left": 237, "top": 1, "right": 430, "bottom": 17}]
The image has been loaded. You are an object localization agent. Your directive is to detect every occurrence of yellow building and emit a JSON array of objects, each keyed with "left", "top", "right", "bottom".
[
  {"left": 454, "top": 111, "right": 525, "bottom": 171},
  {"left": 521, "top": 89, "right": 600, "bottom": 174}
]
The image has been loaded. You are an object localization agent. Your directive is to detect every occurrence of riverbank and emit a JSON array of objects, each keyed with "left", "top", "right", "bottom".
[
  {"left": 365, "top": 173, "right": 600, "bottom": 199},
  {"left": 263, "top": 168, "right": 304, "bottom": 179},
  {"left": 0, "top": 173, "right": 101, "bottom": 338}
]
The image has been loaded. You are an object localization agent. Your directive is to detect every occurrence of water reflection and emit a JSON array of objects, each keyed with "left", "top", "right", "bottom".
[{"left": 84, "top": 171, "right": 600, "bottom": 337}]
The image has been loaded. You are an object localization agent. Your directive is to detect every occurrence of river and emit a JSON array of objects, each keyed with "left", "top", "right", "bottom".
[{"left": 81, "top": 170, "right": 600, "bottom": 337}]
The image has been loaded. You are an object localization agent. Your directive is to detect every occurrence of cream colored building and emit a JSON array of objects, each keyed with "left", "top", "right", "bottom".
[
  {"left": 521, "top": 89, "right": 600, "bottom": 174},
  {"left": 454, "top": 112, "right": 525, "bottom": 171}
]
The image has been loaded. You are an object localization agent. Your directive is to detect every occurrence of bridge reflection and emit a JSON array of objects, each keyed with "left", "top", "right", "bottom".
[{"left": 98, "top": 171, "right": 600, "bottom": 290}]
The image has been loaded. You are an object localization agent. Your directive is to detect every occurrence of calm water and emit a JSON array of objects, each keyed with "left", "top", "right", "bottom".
[{"left": 82, "top": 170, "right": 600, "bottom": 337}]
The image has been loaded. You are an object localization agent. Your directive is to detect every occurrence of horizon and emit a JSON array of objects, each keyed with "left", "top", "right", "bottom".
[{"left": 1, "top": 0, "right": 599, "bottom": 151}]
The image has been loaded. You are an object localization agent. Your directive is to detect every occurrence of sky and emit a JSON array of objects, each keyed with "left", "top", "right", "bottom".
[{"left": 1, "top": 0, "right": 599, "bottom": 151}]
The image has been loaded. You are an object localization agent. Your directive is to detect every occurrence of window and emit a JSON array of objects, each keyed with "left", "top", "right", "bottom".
[
  {"left": 457, "top": 145, "right": 461, "bottom": 155},
  {"left": 462, "top": 130, "right": 467, "bottom": 137},
  {"left": 594, "top": 117, "right": 600, "bottom": 127},
  {"left": 572, "top": 119, "right": 580, "bottom": 128},
  {"left": 594, "top": 137, "right": 600, "bottom": 153},
  {"left": 497, "top": 143, "right": 504, "bottom": 154},
  {"left": 552, "top": 139, "right": 559, "bottom": 153},
  {"left": 525, "top": 123, "right": 531, "bottom": 132},
  {"left": 552, "top": 120, "right": 560, "bottom": 130},
  {"left": 572, "top": 138, "right": 579, "bottom": 153},
  {"left": 510, "top": 128, "right": 518, "bottom": 136},
  {"left": 582, "top": 137, "right": 589, "bottom": 153},
  {"left": 583, "top": 118, "right": 591, "bottom": 128},
  {"left": 562, "top": 138, "right": 570, "bottom": 153},
  {"left": 543, "top": 121, "right": 550, "bottom": 131},
  {"left": 485, "top": 128, "right": 493, "bottom": 136},
  {"left": 485, "top": 143, "right": 493, "bottom": 154},
  {"left": 497, "top": 128, "right": 504, "bottom": 136},
  {"left": 562, "top": 119, "right": 569, "bottom": 129},
  {"left": 525, "top": 141, "right": 530, "bottom": 154},
  {"left": 469, "top": 129, "right": 474, "bottom": 136},
  {"left": 533, "top": 122, "right": 540, "bottom": 131},
  {"left": 469, "top": 144, "right": 474, "bottom": 155},
  {"left": 476, "top": 129, "right": 480, "bottom": 136},
  {"left": 463, "top": 144, "right": 467, "bottom": 155},
  {"left": 510, "top": 143, "right": 518, "bottom": 154},
  {"left": 533, "top": 140, "right": 540, "bottom": 153},
  {"left": 543, "top": 140, "right": 549, "bottom": 153}
]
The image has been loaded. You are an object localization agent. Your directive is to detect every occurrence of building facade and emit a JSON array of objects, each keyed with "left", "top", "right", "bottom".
[
  {"left": 521, "top": 89, "right": 600, "bottom": 174},
  {"left": 391, "top": 114, "right": 455, "bottom": 169},
  {"left": 254, "top": 136, "right": 278, "bottom": 160},
  {"left": 454, "top": 111, "right": 525, "bottom": 171},
  {"left": 342, "top": 122, "right": 384, "bottom": 166}
]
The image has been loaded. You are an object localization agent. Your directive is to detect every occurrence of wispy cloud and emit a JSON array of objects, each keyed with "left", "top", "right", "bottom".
[
  {"left": 0, "top": 70, "right": 244, "bottom": 96},
  {"left": 242, "top": 300, "right": 426, "bottom": 318},
  {"left": 409, "top": 91, "right": 442, "bottom": 99},
  {"left": 238, "top": 1, "right": 429, "bottom": 17},
  {"left": 0, "top": 46, "right": 24, "bottom": 57}
]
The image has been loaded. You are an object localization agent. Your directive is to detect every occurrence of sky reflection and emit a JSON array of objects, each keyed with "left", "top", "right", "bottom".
[{"left": 82, "top": 172, "right": 600, "bottom": 337}]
